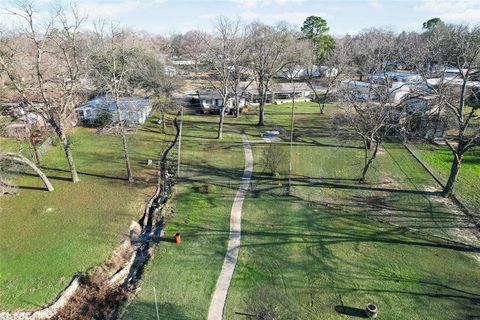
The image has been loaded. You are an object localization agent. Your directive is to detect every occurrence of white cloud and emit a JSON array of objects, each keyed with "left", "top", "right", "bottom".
[
  {"left": 368, "top": 0, "right": 383, "bottom": 9},
  {"left": 240, "top": 10, "right": 327, "bottom": 26},
  {"left": 415, "top": 0, "right": 480, "bottom": 22},
  {"left": 198, "top": 13, "right": 218, "bottom": 20},
  {"left": 0, "top": 0, "right": 167, "bottom": 28},
  {"left": 231, "top": 0, "right": 305, "bottom": 9},
  {"left": 77, "top": 0, "right": 167, "bottom": 19},
  {"left": 274, "top": 0, "right": 305, "bottom": 5}
]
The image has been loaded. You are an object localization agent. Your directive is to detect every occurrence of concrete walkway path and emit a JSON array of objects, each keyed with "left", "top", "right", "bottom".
[{"left": 207, "top": 134, "right": 253, "bottom": 320}]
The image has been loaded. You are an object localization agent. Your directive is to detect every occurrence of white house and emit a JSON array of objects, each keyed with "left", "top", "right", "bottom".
[
  {"left": 277, "top": 65, "right": 338, "bottom": 79},
  {"left": 76, "top": 95, "right": 152, "bottom": 125},
  {"left": 172, "top": 60, "right": 195, "bottom": 66},
  {"left": 340, "top": 80, "right": 377, "bottom": 100},
  {"left": 244, "top": 82, "right": 316, "bottom": 104},
  {"left": 369, "top": 71, "right": 422, "bottom": 84},
  {"left": 197, "top": 89, "right": 246, "bottom": 114},
  {"left": 164, "top": 65, "right": 177, "bottom": 76},
  {"left": 341, "top": 78, "right": 432, "bottom": 104},
  {"left": 270, "top": 82, "right": 313, "bottom": 103}
]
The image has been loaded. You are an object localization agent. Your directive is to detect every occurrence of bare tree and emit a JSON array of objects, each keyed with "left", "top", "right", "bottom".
[
  {"left": 304, "top": 36, "right": 352, "bottom": 114},
  {"left": 417, "top": 24, "right": 480, "bottom": 197},
  {"left": 335, "top": 98, "right": 397, "bottom": 182},
  {"left": 335, "top": 29, "right": 401, "bottom": 181},
  {"left": 262, "top": 143, "right": 286, "bottom": 176},
  {"left": 131, "top": 47, "right": 180, "bottom": 123},
  {"left": 227, "top": 32, "right": 252, "bottom": 118},
  {"left": 89, "top": 24, "right": 138, "bottom": 182},
  {"left": 203, "top": 17, "right": 242, "bottom": 140},
  {"left": 170, "top": 30, "right": 209, "bottom": 76},
  {"left": 0, "top": 2, "right": 86, "bottom": 182},
  {"left": 0, "top": 152, "right": 54, "bottom": 191},
  {"left": 246, "top": 22, "right": 292, "bottom": 126}
]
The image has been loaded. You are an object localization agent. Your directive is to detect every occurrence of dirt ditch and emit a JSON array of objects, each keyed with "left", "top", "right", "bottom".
[{"left": 53, "top": 113, "right": 182, "bottom": 320}]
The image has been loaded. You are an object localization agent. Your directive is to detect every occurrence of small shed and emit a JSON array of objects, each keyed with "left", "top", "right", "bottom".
[{"left": 4, "top": 113, "right": 48, "bottom": 138}]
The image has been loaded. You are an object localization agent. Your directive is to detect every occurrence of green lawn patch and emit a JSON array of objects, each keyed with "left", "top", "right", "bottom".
[
  {"left": 123, "top": 103, "right": 479, "bottom": 319},
  {"left": 411, "top": 143, "right": 480, "bottom": 214},
  {"left": 0, "top": 116, "right": 168, "bottom": 310},
  {"left": 224, "top": 103, "right": 480, "bottom": 319},
  {"left": 122, "top": 115, "right": 245, "bottom": 320}
]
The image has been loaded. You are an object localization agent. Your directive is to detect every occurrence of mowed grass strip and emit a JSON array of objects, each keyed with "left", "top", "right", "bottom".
[
  {"left": 412, "top": 143, "right": 480, "bottom": 214},
  {"left": 224, "top": 103, "right": 480, "bottom": 319},
  {"left": 0, "top": 116, "right": 168, "bottom": 310},
  {"left": 122, "top": 115, "right": 245, "bottom": 320}
]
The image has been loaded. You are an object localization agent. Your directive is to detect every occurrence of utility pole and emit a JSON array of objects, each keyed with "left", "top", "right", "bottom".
[
  {"left": 288, "top": 78, "right": 296, "bottom": 196},
  {"left": 153, "top": 287, "right": 160, "bottom": 320},
  {"left": 177, "top": 105, "right": 184, "bottom": 177}
]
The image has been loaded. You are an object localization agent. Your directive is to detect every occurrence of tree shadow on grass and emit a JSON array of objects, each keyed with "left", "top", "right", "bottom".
[
  {"left": 252, "top": 175, "right": 441, "bottom": 198},
  {"left": 334, "top": 305, "right": 368, "bottom": 318},
  {"left": 295, "top": 137, "right": 364, "bottom": 150},
  {"left": 123, "top": 301, "right": 190, "bottom": 320},
  {"left": 179, "top": 161, "right": 441, "bottom": 198},
  {"left": 5, "top": 169, "right": 72, "bottom": 182},
  {"left": 15, "top": 185, "right": 49, "bottom": 191},
  {"left": 40, "top": 166, "right": 127, "bottom": 181}
]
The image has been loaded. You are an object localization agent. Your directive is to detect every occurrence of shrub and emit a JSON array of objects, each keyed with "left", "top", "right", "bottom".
[
  {"left": 94, "top": 109, "right": 113, "bottom": 128},
  {"left": 262, "top": 143, "right": 286, "bottom": 176}
]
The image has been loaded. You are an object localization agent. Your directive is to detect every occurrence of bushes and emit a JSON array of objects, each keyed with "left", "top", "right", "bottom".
[
  {"left": 262, "top": 143, "right": 286, "bottom": 176},
  {"left": 84, "top": 110, "right": 113, "bottom": 128}
]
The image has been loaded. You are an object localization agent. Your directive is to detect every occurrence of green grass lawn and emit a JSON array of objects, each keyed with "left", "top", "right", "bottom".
[
  {"left": 0, "top": 116, "right": 169, "bottom": 310},
  {"left": 123, "top": 103, "right": 480, "bottom": 320},
  {"left": 224, "top": 103, "right": 480, "bottom": 319},
  {"left": 410, "top": 143, "right": 480, "bottom": 214},
  {"left": 122, "top": 115, "right": 245, "bottom": 319}
]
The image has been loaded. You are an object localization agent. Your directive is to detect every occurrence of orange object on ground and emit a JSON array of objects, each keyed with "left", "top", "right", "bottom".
[{"left": 174, "top": 233, "right": 181, "bottom": 244}]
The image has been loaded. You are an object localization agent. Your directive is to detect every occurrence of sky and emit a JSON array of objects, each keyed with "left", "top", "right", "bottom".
[{"left": 1, "top": 0, "right": 479, "bottom": 36}]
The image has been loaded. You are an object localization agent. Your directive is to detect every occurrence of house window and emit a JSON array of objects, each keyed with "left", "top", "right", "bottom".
[{"left": 86, "top": 109, "right": 92, "bottom": 117}]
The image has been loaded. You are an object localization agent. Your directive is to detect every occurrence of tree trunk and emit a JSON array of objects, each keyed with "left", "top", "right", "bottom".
[
  {"left": 217, "top": 107, "right": 225, "bottom": 140},
  {"left": 59, "top": 130, "right": 80, "bottom": 183},
  {"left": 32, "top": 140, "right": 41, "bottom": 165},
  {"left": 321, "top": 89, "right": 330, "bottom": 114},
  {"left": 442, "top": 153, "right": 463, "bottom": 197},
  {"left": 22, "top": 112, "right": 39, "bottom": 164},
  {"left": 162, "top": 113, "right": 166, "bottom": 133},
  {"left": 2, "top": 153, "right": 54, "bottom": 191},
  {"left": 235, "top": 95, "right": 240, "bottom": 118},
  {"left": 366, "top": 137, "right": 372, "bottom": 150},
  {"left": 115, "top": 99, "right": 134, "bottom": 183},
  {"left": 361, "top": 139, "right": 379, "bottom": 182},
  {"left": 310, "top": 90, "right": 323, "bottom": 115},
  {"left": 258, "top": 100, "right": 265, "bottom": 126}
]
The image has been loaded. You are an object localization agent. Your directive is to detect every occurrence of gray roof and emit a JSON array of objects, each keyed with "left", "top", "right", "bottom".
[
  {"left": 197, "top": 89, "right": 231, "bottom": 100},
  {"left": 77, "top": 95, "right": 151, "bottom": 112}
]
